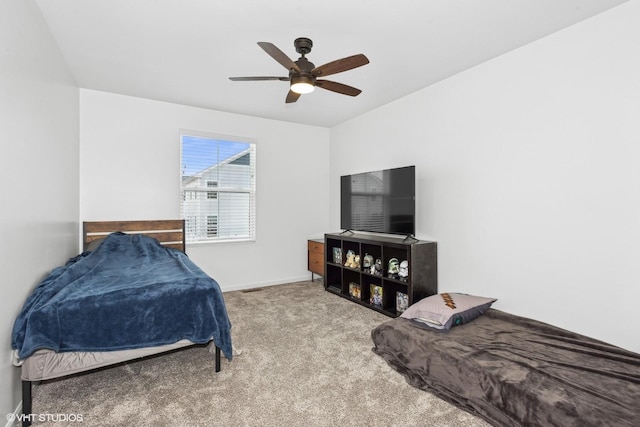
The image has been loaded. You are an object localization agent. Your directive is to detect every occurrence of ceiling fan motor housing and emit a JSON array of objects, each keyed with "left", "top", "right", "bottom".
[
  {"left": 291, "top": 54, "right": 316, "bottom": 90},
  {"left": 294, "top": 37, "right": 313, "bottom": 55}
]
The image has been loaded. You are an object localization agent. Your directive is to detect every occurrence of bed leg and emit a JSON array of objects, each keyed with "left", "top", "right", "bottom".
[
  {"left": 215, "top": 345, "right": 221, "bottom": 372},
  {"left": 22, "top": 381, "right": 32, "bottom": 427}
]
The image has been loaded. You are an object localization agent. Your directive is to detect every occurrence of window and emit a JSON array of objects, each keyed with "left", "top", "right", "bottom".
[
  {"left": 180, "top": 131, "right": 256, "bottom": 243},
  {"left": 207, "top": 215, "right": 218, "bottom": 237},
  {"left": 206, "top": 180, "right": 218, "bottom": 199}
]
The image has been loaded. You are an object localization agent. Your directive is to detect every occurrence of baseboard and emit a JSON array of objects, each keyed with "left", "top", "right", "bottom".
[
  {"left": 5, "top": 401, "right": 21, "bottom": 427},
  {"left": 221, "top": 276, "right": 313, "bottom": 293}
]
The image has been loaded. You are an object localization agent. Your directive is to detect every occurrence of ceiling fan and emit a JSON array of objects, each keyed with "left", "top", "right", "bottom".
[{"left": 229, "top": 37, "right": 369, "bottom": 103}]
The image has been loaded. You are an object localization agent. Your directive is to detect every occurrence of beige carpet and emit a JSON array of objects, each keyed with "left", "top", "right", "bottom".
[{"left": 30, "top": 280, "right": 489, "bottom": 426}]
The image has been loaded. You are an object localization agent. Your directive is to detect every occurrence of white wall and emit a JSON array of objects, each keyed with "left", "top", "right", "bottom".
[
  {"left": 0, "top": 0, "right": 79, "bottom": 418},
  {"left": 330, "top": 1, "right": 640, "bottom": 352},
  {"left": 80, "top": 90, "right": 330, "bottom": 291}
]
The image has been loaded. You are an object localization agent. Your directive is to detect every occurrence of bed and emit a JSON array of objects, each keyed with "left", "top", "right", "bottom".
[
  {"left": 372, "top": 305, "right": 640, "bottom": 426},
  {"left": 12, "top": 220, "right": 233, "bottom": 425}
]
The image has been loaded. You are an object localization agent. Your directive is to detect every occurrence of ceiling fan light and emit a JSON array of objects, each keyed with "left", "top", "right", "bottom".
[{"left": 290, "top": 75, "right": 315, "bottom": 94}]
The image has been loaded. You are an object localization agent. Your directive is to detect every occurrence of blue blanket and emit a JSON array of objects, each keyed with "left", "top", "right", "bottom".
[{"left": 12, "top": 233, "right": 232, "bottom": 360}]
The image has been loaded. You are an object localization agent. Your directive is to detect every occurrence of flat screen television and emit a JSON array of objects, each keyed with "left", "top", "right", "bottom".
[{"left": 340, "top": 165, "right": 415, "bottom": 236}]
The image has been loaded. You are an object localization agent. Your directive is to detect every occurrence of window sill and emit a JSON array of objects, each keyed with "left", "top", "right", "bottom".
[{"left": 186, "top": 238, "right": 256, "bottom": 247}]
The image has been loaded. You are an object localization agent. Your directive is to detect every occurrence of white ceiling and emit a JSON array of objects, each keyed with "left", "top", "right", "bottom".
[{"left": 35, "top": 0, "right": 627, "bottom": 128}]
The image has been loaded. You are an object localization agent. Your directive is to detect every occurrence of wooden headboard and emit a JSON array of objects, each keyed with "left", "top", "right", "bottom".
[{"left": 83, "top": 220, "right": 186, "bottom": 252}]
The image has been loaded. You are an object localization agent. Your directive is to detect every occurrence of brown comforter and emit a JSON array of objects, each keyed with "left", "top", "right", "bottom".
[{"left": 371, "top": 309, "right": 640, "bottom": 426}]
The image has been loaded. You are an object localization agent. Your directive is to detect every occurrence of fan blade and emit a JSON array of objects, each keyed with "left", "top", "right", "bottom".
[
  {"left": 316, "top": 80, "right": 362, "bottom": 97},
  {"left": 229, "top": 76, "right": 289, "bottom": 81},
  {"left": 258, "top": 42, "right": 300, "bottom": 72},
  {"left": 312, "top": 54, "right": 369, "bottom": 78},
  {"left": 285, "top": 90, "right": 301, "bottom": 103}
]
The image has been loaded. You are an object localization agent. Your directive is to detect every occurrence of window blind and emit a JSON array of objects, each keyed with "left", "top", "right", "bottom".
[{"left": 180, "top": 131, "right": 256, "bottom": 243}]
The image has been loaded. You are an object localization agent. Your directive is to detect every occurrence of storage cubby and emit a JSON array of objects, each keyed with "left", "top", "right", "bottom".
[{"left": 323, "top": 232, "right": 437, "bottom": 317}]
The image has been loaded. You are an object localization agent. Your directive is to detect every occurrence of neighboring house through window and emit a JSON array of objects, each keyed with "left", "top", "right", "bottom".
[
  {"left": 207, "top": 215, "right": 218, "bottom": 237},
  {"left": 207, "top": 180, "right": 218, "bottom": 199},
  {"left": 180, "top": 130, "right": 256, "bottom": 243}
]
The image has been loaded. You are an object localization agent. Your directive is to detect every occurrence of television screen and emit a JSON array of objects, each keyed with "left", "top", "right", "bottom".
[{"left": 340, "top": 166, "right": 415, "bottom": 236}]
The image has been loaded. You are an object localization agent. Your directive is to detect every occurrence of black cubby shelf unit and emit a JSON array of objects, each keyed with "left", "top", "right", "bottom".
[{"left": 324, "top": 232, "right": 437, "bottom": 317}]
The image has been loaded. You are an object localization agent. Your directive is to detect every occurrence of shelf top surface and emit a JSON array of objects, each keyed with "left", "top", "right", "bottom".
[{"left": 325, "top": 231, "right": 435, "bottom": 245}]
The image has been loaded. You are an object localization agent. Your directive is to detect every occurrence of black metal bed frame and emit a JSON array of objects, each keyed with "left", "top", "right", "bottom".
[{"left": 20, "top": 345, "right": 221, "bottom": 427}]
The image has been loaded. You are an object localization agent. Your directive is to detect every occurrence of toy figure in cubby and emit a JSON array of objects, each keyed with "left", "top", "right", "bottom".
[
  {"left": 332, "top": 247, "right": 342, "bottom": 264},
  {"left": 349, "top": 282, "right": 361, "bottom": 299},
  {"left": 396, "top": 292, "right": 409, "bottom": 314},
  {"left": 371, "top": 258, "right": 383, "bottom": 276},
  {"left": 370, "top": 285, "right": 383, "bottom": 308},
  {"left": 398, "top": 260, "right": 409, "bottom": 282},
  {"left": 344, "top": 250, "right": 355, "bottom": 267},
  {"left": 388, "top": 258, "right": 400, "bottom": 279},
  {"left": 344, "top": 250, "right": 360, "bottom": 269},
  {"left": 363, "top": 254, "right": 374, "bottom": 270}
]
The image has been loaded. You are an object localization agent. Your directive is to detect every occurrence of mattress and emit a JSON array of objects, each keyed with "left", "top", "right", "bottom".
[
  {"left": 372, "top": 309, "right": 640, "bottom": 427},
  {"left": 15, "top": 339, "right": 210, "bottom": 382}
]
